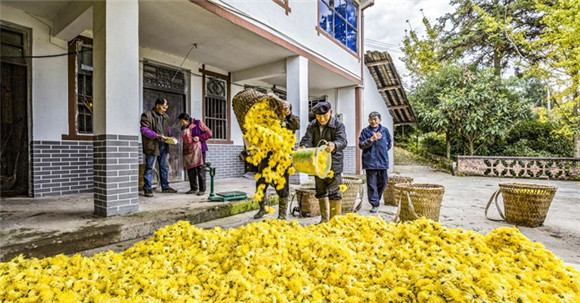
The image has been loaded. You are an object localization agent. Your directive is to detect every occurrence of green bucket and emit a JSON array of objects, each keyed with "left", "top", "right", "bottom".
[{"left": 293, "top": 145, "right": 332, "bottom": 178}]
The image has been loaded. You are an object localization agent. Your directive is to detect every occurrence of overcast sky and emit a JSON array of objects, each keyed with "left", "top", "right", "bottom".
[{"left": 363, "top": 0, "right": 453, "bottom": 83}]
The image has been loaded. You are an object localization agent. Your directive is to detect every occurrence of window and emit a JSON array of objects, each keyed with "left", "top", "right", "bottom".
[
  {"left": 205, "top": 77, "right": 228, "bottom": 140},
  {"left": 63, "top": 36, "right": 93, "bottom": 140},
  {"left": 77, "top": 45, "right": 93, "bottom": 134},
  {"left": 1, "top": 27, "right": 26, "bottom": 65},
  {"left": 318, "top": 0, "right": 358, "bottom": 53},
  {"left": 273, "top": 0, "right": 291, "bottom": 15}
]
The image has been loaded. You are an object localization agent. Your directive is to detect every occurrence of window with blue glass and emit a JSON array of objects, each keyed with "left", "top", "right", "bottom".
[{"left": 318, "top": 0, "right": 358, "bottom": 53}]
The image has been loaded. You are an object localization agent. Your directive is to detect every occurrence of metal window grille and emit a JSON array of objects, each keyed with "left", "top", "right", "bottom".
[
  {"left": 205, "top": 77, "right": 228, "bottom": 140},
  {"left": 77, "top": 45, "right": 93, "bottom": 134}
]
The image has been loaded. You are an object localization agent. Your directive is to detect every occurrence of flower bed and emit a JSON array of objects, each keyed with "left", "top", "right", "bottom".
[{"left": 1, "top": 215, "right": 578, "bottom": 302}]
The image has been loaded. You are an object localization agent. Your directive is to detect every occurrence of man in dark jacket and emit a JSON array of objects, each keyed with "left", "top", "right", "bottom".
[
  {"left": 140, "top": 98, "right": 177, "bottom": 197},
  {"left": 253, "top": 100, "right": 300, "bottom": 220},
  {"left": 358, "top": 111, "right": 392, "bottom": 213},
  {"left": 299, "top": 101, "right": 347, "bottom": 223}
]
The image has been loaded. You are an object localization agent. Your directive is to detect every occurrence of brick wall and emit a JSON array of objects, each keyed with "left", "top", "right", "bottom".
[
  {"left": 31, "top": 141, "right": 93, "bottom": 197},
  {"left": 206, "top": 144, "right": 246, "bottom": 179},
  {"left": 93, "top": 135, "right": 139, "bottom": 216},
  {"left": 343, "top": 146, "right": 356, "bottom": 175}
]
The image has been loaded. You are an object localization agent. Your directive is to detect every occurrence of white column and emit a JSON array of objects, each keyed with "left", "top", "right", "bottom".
[
  {"left": 92, "top": 0, "right": 140, "bottom": 217},
  {"left": 286, "top": 55, "right": 309, "bottom": 184},
  {"left": 93, "top": 0, "right": 139, "bottom": 136}
]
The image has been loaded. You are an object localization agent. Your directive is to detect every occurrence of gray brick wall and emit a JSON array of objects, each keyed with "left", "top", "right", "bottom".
[
  {"left": 343, "top": 146, "right": 356, "bottom": 174},
  {"left": 93, "top": 134, "right": 139, "bottom": 217},
  {"left": 31, "top": 141, "right": 93, "bottom": 197},
  {"left": 206, "top": 144, "right": 246, "bottom": 179}
]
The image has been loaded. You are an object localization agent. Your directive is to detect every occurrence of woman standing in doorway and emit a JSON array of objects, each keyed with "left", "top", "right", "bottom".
[{"left": 178, "top": 113, "right": 212, "bottom": 196}]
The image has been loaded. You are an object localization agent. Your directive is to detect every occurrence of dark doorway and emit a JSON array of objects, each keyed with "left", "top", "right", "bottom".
[
  {"left": 1, "top": 24, "right": 30, "bottom": 197},
  {"left": 143, "top": 89, "right": 185, "bottom": 182},
  {"left": 1, "top": 60, "right": 29, "bottom": 197}
]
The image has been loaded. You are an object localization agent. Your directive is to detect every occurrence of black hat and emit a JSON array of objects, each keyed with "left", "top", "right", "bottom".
[{"left": 312, "top": 102, "right": 331, "bottom": 115}]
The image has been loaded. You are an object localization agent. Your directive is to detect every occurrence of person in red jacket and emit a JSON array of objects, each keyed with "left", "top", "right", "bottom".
[{"left": 178, "top": 113, "right": 212, "bottom": 196}]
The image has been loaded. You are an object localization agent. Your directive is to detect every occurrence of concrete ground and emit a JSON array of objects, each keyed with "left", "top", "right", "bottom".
[{"left": 1, "top": 165, "right": 579, "bottom": 268}]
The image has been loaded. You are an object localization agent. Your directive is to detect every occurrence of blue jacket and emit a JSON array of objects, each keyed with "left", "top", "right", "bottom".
[{"left": 358, "top": 124, "right": 392, "bottom": 170}]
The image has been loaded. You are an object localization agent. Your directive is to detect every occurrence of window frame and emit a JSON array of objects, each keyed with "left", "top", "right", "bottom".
[
  {"left": 200, "top": 67, "right": 232, "bottom": 144},
  {"left": 272, "top": 0, "right": 291, "bottom": 15},
  {"left": 316, "top": 0, "right": 360, "bottom": 58},
  {"left": 62, "top": 36, "right": 93, "bottom": 141}
]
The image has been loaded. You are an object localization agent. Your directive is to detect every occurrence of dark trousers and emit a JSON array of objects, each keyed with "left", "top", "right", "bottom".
[
  {"left": 187, "top": 152, "right": 207, "bottom": 192},
  {"left": 366, "top": 169, "right": 388, "bottom": 207},
  {"left": 314, "top": 173, "right": 342, "bottom": 200},
  {"left": 256, "top": 172, "right": 290, "bottom": 202}
]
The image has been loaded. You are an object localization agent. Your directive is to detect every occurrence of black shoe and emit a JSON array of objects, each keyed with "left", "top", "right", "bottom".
[
  {"left": 162, "top": 187, "right": 177, "bottom": 193},
  {"left": 197, "top": 191, "right": 205, "bottom": 196},
  {"left": 186, "top": 190, "right": 198, "bottom": 195},
  {"left": 370, "top": 206, "right": 378, "bottom": 213},
  {"left": 144, "top": 189, "right": 154, "bottom": 197}
]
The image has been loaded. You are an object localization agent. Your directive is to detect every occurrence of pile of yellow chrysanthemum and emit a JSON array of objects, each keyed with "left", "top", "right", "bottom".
[
  {"left": 2, "top": 215, "right": 579, "bottom": 302},
  {"left": 243, "top": 98, "right": 296, "bottom": 201}
]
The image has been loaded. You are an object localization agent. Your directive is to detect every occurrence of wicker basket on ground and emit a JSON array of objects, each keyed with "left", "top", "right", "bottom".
[
  {"left": 232, "top": 88, "right": 285, "bottom": 135},
  {"left": 384, "top": 175, "right": 414, "bottom": 206},
  {"left": 485, "top": 183, "right": 557, "bottom": 227},
  {"left": 293, "top": 188, "right": 320, "bottom": 217},
  {"left": 394, "top": 183, "right": 445, "bottom": 222},
  {"left": 341, "top": 175, "right": 365, "bottom": 214}
]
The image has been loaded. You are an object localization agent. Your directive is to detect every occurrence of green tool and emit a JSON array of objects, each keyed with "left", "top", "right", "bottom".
[{"left": 206, "top": 162, "right": 248, "bottom": 202}]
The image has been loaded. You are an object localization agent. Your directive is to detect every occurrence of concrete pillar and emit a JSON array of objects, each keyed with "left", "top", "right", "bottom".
[
  {"left": 355, "top": 86, "right": 363, "bottom": 175},
  {"left": 92, "top": 0, "right": 140, "bottom": 216},
  {"left": 286, "top": 55, "right": 309, "bottom": 184}
]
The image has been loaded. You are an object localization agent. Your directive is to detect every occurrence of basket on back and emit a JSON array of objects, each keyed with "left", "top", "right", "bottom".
[
  {"left": 384, "top": 175, "right": 414, "bottom": 206},
  {"left": 485, "top": 183, "right": 557, "bottom": 227},
  {"left": 394, "top": 183, "right": 445, "bottom": 222},
  {"left": 232, "top": 88, "right": 285, "bottom": 136}
]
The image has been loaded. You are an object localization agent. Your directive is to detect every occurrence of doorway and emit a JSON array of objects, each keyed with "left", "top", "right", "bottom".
[
  {"left": 1, "top": 25, "right": 30, "bottom": 197},
  {"left": 143, "top": 89, "right": 186, "bottom": 182}
]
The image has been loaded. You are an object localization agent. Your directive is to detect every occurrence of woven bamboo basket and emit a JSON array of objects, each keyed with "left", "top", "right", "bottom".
[
  {"left": 232, "top": 88, "right": 285, "bottom": 135},
  {"left": 485, "top": 183, "right": 557, "bottom": 227},
  {"left": 394, "top": 183, "right": 445, "bottom": 222},
  {"left": 294, "top": 188, "right": 320, "bottom": 217},
  {"left": 341, "top": 176, "right": 365, "bottom": 214},
  {"left": 384, "top": 175, "right": 414, "bottom": 206}
]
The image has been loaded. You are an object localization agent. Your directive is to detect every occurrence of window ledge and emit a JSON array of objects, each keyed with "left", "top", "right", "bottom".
[{"left": 62, "top": 134, "right": 93, "bottom": 141}]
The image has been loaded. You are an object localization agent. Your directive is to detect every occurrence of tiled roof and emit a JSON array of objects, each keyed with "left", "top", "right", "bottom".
[{"left": 365, "top": 51, "right": 416, "bottom": 125}]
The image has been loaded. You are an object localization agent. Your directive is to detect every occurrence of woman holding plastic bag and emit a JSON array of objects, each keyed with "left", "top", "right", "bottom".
[{"left": 178, "top": 113, "right": 212, "bottom": 196}]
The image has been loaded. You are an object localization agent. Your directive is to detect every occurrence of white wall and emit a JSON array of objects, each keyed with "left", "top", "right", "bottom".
[
  {"left": 1, "top": 5, "right": 69, "bottom": 141},
  {"left": 363, "top": 67, "right": 394, "bottom": 171},
  {"left": 219, "top": 0, "right": 361, "bottom": 80}
]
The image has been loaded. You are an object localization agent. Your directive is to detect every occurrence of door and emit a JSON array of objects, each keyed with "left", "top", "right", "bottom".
[
  {"left": 143, "top": 89, "right": 185, "bottom": 182},
  {"left": 1, "top": 62, "right": 29, "bottom": 196}
]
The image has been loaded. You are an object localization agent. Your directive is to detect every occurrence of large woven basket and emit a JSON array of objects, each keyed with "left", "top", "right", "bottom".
[
  {"left": 232, "top": 89, "right": 285, "bottom": 135},
  {"left": 341, "top": 175, "right": 365, "bottom": 214},
  {"left": 384, "top": 175, "right": 414, "bottom": 206},
  {"left": 485, "top": 183, "right": 557, "bottom": 227},
  {"left": 294, "top": 188, "right": 320, "bottom": 217},
  {"left": 394, "top": 183, "right": 445, "bottom": 222}
]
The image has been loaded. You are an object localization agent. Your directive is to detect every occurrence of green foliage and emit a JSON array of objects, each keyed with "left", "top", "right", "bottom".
[
  {"left": 410, "top": 65, "right": 531, "bottom": 155},
  {"left": 503, "top": 120, "right": 574, "bottom": 157},
  {"left": 419, "top": 133, "right": 447, "bottom": 157}
]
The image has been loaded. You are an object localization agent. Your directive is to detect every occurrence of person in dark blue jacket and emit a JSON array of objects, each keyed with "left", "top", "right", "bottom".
[{"left": 358, "top": 111, "right": 392, "bottom": 213}]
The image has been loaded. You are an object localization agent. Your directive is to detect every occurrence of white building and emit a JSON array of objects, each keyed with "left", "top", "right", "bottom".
[{"left": 0, "top": 0, "right": 414, "bottom": 216}]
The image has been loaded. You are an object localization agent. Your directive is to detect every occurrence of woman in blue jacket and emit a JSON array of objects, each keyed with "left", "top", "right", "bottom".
[{"left": 358, "top": 112, "right": 392, "bottom": 213}]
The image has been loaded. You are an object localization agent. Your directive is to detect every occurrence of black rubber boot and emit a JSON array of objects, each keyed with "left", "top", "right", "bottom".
[
  {"left": 277, "top": 197, "right": 289, "bottom": 220},
  {"left": 253, "top": 202, "right": 267, "bottom": 219}
]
